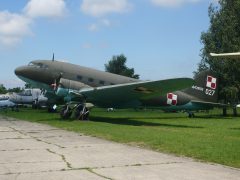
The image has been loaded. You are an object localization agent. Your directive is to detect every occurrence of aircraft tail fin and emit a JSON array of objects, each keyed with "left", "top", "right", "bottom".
[{"left": 184, "top": 70, "right": 219, "bottom": 103}]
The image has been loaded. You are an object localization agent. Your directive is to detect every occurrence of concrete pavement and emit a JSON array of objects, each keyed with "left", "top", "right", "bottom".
[{"left": 0, "top": 115, "right": 239, "bottom": 180}]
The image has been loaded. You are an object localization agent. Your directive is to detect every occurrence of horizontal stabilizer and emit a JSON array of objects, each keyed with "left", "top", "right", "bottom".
[{"left": 210, "top": 52, "right": 240, "bottom": 59}]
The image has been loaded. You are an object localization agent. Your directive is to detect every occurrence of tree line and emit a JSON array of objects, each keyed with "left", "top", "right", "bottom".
[{"left": 0, "top": 84, "right": 22, "bottom": 94}]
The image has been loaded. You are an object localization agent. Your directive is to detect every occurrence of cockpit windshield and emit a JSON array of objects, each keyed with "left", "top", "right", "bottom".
[
  {"left": 18, "top": 89, "right": 32, "bottom": 96},
  {"left": 28, "top": 62, "right": 48, "bottom": 69}
]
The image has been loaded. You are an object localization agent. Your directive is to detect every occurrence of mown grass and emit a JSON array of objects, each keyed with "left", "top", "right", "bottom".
[{"left": 1, "top": 108, "right": 240, "bottom": 168}]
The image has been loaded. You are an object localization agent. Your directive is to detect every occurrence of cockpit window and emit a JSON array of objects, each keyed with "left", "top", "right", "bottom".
[
  {"left": 28, "top": 62, "right": 35, "bottom": 66},
  {"left": 18, "top": 90, "right": 32, "bottom": 96},
  {"left": 24, "top": 90, "right": 32, "bottom": 96},
  {"left": 28, "top": 62, "right": 48, "bottom": 69}
]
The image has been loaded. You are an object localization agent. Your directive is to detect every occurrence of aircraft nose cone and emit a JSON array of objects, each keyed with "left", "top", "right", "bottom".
[{"left": 14, "top": 66, "right": 26, "bottom": 76}]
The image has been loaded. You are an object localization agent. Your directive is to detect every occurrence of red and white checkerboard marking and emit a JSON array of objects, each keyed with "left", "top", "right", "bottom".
[
  {"left": 167, "top": 93, "right": 177, "bottom": 106},
  {"left": 206, "top": 76, "right": 217, "bottom": 90}
]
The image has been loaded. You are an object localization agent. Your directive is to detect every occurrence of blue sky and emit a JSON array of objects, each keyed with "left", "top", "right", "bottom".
[{"left": 0, "top": 0, "right": 214, "bottom": 88}]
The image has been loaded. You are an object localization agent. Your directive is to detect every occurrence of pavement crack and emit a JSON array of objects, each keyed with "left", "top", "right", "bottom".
[
  {"left": 8, "top": 126, "right": 66, "bottom": 148},
  {"left": 8, "top": 127, "right": 28, "bottom": 136},
  {"left": 34, "top": 137, "right": 65, "bottom": 148},
  {"left": 46, "top": 148, "right": 72, "bottom": 169},
  {"left": 35, "top": 136, "right": 65, "bottom": 149},
  {"left": 89, "top": 161, "right": 186, "bottom": 170},
  {"left": 0, "top": 161, "right": 62, "bottom": 165},
  {"left": 0, "top": 148, "right": 32, "bottom": 152},
  {"left": 0, "top": 137, "right": 30, "bottom": 140},
  {"left": 86, "top": 168, "right": 113, "bottom": 180}
]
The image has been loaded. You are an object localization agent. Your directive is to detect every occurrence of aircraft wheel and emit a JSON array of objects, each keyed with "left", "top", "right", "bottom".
[
  {"left": 188, "top": 112, "right": 195, "bottom": 118},
  {"left": 75, "top": 110, "right": 90, "bottom": 120},
  {"left": 60, "top": 105, "right": 72, "bottom": 119},
  {"left": 83, "top": 110, "right": 89, "bottom": 120},
  {"left": 74, "top": 109, "right": 82, "bottom": 120}
]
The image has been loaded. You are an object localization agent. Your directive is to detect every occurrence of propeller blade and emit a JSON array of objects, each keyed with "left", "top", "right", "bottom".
[{"left": 51, "top": 73, "right": 62, "bottom": 91}]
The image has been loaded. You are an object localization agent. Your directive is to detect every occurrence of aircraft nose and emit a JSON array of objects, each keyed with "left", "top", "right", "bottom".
[
  {"left": 14, "top": 66, "right": 27, "bottom": 77},
  {"left": 15, "top": 64, "right": 54, "bottom": 85}
]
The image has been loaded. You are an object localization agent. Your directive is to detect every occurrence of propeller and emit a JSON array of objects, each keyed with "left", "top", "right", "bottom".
[{"left": 50, "top": 73, "right": 63, "bottom": 91}]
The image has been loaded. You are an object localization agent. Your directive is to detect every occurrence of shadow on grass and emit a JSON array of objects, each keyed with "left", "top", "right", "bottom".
[
  {"left": 90, "top": 116, "right": 203, "bottom": 129},
  {"left": 194, "top": 114, "right": 238, "bottom": 119},
  {"left": 34, "top": 117, "right": 76, "bottom": 122},
  {"left": 230, "top": 128, "right": 240, "bottom": 130}
]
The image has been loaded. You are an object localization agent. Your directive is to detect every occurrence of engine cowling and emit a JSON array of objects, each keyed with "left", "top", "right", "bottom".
[{"left": 56, "top": 78, "right": 90, "bottom": 97}]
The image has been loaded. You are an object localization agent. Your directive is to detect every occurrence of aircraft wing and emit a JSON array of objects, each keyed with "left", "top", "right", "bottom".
[
  {"left": 210, "top": 52, "right": 240, "bottom": 59},
  {"left": 70, "top": 78, "right": 194, "bottom": 108}
]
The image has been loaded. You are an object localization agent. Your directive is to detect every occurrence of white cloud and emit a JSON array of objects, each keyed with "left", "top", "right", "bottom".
[
  {"left": 88, "top": 19, "right": 112, "bottom": 32},
  {"left": 88, "top": 23, "right": 99, "bottom": 32},
  {"left": 0, "top": 11, "right": 32, "bottom": 46},
  {"left": 150, "top": 0, "right": 200, "bottom": 7},
  {"left": 24, "top": 0, "right": 67, "bottom": 18},
  {"left": 81, "top": 0, "right": 132, "bottom": 17},
  {"left": 101, "top": 19, "right": 111, "bottom": 27},
  {"left": 0, "top": 0, "right": 67, "bottom": 47},
  {"left": 81, "top": 43, "right": 92, "bottom": 49}
]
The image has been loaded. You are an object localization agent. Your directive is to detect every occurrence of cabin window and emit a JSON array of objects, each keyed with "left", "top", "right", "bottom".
[
  {"left": 99, "top": 80, "right": 105, "bottom": 85},
  {"left": 88, "top": 78, "right": 94, "bottom": 82},
  {"left": 77, "top": 75, "right": 82, "bottom": 80}
]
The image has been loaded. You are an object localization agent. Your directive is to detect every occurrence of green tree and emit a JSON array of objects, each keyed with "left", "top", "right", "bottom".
[
  {"left": 8, "top": 87, "right": 22, "bottom": 93},
  {"left": 0, "top": 84, "right": 7, "bottom": 94},
  {"left": 105, "top": 54, "right": 139, "bottom": 79},
  {"left": 25, "top": 83, "right": 32, "bottom": 89},
  {"left": 197, "top": 0, "right": 240, "bottom": 116}
]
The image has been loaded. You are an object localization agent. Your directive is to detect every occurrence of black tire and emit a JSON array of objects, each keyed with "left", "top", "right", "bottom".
[{"left": 60, "top": 106, "right": 72, "bottom": 119}]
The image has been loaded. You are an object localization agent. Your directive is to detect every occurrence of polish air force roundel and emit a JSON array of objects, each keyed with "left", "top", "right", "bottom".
[
  {"left": 206, "top": 76, "right": 217, "bottom": 90},
  {"left": 167, "top": 93, "right": 177, "bottom": 106}
]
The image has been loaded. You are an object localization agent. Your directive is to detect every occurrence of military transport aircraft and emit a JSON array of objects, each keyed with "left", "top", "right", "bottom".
[{"left": 15, "top": 59, "right": 221, "bottom": 118}]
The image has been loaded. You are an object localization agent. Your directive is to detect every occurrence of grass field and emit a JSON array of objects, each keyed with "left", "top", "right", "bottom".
[{"left": 1, "top": 108, "right": 240, "bottom": 168}]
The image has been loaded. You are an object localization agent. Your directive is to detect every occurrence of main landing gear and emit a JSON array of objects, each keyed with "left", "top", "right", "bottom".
[
  {"left": 60, "top": 103, "right": 89, "bottom": 120},
  {"left": 60, "top": 104, "right": 72, "bottom": 119},
  {"left": 187, "top": 111, "right": 195, "bottom": 118},
  {"left": 74, "top": 104, "right": 89, "bottom": 120}
]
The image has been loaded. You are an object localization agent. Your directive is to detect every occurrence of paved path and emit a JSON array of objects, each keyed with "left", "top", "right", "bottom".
[{"left": 0, "top": 116, "right": 239, "bottom": 180}]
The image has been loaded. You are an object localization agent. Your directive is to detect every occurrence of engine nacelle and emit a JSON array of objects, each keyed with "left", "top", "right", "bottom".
[{"left": 56, "top": 78, "right": 90, "bottom": 97}]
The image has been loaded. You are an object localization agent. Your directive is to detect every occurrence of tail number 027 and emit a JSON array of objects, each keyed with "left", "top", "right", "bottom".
[{"left": 205, "top": 89, "right": 215, "bottom": 96}]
